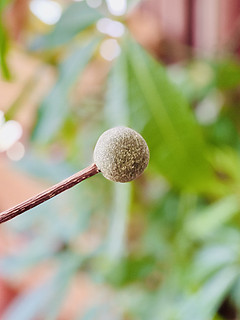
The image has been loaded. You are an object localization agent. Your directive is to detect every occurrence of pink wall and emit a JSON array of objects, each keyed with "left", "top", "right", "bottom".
[{"left": 131, "top": 0, "right": 240, "bottom": 57}]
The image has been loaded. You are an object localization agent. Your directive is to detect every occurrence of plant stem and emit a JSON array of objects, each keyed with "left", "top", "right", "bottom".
[{"left": 0, "top": 163, "right": 99, "bottom": 224}]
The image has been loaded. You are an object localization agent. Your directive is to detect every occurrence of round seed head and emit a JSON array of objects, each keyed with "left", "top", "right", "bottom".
[{"left": 93, "top": 127, "right": 150, "bottom": 183}]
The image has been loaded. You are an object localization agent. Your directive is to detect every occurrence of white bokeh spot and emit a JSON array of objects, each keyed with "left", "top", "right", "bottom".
[
  {"left": 0, "top": 111, "right": 23, "bottom": 156},
  {"left": 100, "top": 39, "right": 121, "bottom": 61},
  {"left": 106, "top": 0, "right": 127, "bottom": 16},
  {"left": 30, "top": 0, "right": 62, "bottom": 25},
  {"left": 97, "top": 18, "right": 125, "bottom": 38}
]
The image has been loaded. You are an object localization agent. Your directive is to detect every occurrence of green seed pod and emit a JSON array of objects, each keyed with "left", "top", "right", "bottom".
[{"left": 93, "top": 126, "right": 150, "bottom": 183}]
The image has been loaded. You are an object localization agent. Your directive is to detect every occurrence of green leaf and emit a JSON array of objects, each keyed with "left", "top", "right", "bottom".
[
  {"left": 0, "top": 0, "right": 10, "bottom": 11},
  {"left": 193, "top": 245, "right": 238, "bottom": 282},
  {"left": 106, "top": 255, "right": 156, "bottom": 287},
  {"left": 104, "top": 50, "right": 129, "bottom": 127},
  {"left": 0, "top": 23, "right": 11, "bottom": 80},
  {"left": 185, "top": 196, "right": 239, "bottom": 240},
  {"left": 76, "top": 306, "right": 106, "bottom": 320},
  {"left": 214, "top": 59, "right": 240, "bottom": 90},
  {"left": 31, "top": 2, "right": 102, "bottom": 50},
  {"left": 105, "top": 183, "right": 131, "bottom": 260},
  {"left": 32, "top": 39, "right": 99, "bottom": 143},
  {"left": 125, "top": 37, "right": 217, "bottom": 192},
  {"left": 180, "top": 266, "right": 239, "bottom": 320},
  {"left": 231, "top": 277, "right": 240, "bottom": 309}
]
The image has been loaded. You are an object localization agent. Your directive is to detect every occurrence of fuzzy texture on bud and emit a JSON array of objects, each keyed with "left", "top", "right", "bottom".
[{"left": 93, "top": 127, "right": 149, "bottom": 183}]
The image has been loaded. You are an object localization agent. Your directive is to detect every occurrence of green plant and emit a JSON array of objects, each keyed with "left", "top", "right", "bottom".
[{"left": 1, "top": 1, "right": 240, "bottom": 319}]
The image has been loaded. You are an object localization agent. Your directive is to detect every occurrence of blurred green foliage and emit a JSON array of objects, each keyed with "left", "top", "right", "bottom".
[
  {"left": 0, "top": 0, "right": 11, "bottom": 80},
  {"left": 2, "top": 1, "right": 240, "bottom": 320}
]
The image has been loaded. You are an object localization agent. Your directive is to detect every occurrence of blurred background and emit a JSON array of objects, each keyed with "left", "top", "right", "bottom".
[{"left": 1, "top": 0, "right": 240, "bottom": 319}]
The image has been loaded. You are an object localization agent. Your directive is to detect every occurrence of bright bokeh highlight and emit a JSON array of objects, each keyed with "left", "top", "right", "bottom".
[
  {"left": 100, "top": 39, "right": 121, "bottom": 61},
  {"left": 97, "top": 18, "right": 125, "bottom": 37},
  {"left": 30, "top": 0, "right": 62, "bottom": 25}
]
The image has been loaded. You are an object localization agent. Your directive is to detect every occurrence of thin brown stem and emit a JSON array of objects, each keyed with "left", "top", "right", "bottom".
[{"left": 0, "top": 163, "right": 99, "bottom": 224}]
